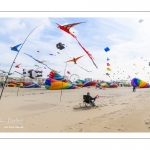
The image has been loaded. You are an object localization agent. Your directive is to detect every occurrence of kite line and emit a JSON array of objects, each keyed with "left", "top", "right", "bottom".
[{"left": 0, "top": 23, "right": 45, "bottom": 100}]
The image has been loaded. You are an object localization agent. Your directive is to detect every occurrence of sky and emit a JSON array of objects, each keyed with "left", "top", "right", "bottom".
[{"left": 0, "top": 17, "right": 150, "bottom": 82}]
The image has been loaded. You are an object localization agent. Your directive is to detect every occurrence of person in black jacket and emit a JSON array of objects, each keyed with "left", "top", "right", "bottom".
[
  {"left": 87, "top": 92, "right": 97, "bottom": 106},
  {"left": 133, "top": 85, "right": 136, "bottom": 92}
]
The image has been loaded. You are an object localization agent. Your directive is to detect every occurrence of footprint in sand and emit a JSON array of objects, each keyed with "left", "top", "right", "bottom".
[{"left": 104, "top": 127, "right": 109, "bottom": 129}]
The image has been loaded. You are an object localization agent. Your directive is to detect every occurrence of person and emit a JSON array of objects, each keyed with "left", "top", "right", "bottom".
[
  {"left": 133, "top": 85, "right": 136, "bottom": 92},
  {"left": 87, "top": 92, "right": 98, "bottom": 106}
]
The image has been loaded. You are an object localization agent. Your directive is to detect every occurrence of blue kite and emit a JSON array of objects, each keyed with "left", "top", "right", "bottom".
[
  {"left": 104, "top": 47, "right": 110, "bottom": 52},
  {"left": 10, "top": 44, "right": 22, "bottom": 52},
  {"left": 107, "top": 57, "right": 110, "bottom": 61}
]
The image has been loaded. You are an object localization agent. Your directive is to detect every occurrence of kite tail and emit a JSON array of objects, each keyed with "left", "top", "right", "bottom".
[
  {"left": 77, "top": 65, "right": 92, "bottom": 72},
  {"left": 75, "top": 38, "right": 98, "bottom": 69}
]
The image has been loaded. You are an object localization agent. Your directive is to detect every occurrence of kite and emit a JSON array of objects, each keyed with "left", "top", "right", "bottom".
[
  {"left": 107, "top": 63, "right": 110, "bottom": 66},
  {"left": 107, "top": 57, "right": 110, "bottom": 61},
  {"left": 22, "top": 69, "right": 42, "bottom": 79},
  {"left": 0, "top": 70, "right": 7, "bottom": 73},
  {"left": 57, "top": 52, "right": 60, "bottom": 54},
  {"left": 10, "top": 44, "right": 22, "bottom": 52},
  {"left": 37, "top": 50, "right": 40, "bottom": 52},
  {"left": 34, "top": 64, "right": 39, "bottom": 67},
  {"left": 41, "top": 59, "right": 49, "bottom": 63},
  {"left": 107, "top": 68, "right": 111, "bottom": 71},
  {"left": 75, "top": 38, "right": 98, "bottom": 69},
  {"left": 104, "top": 47, "right": 110, "bottom": 52},
  {"left": 56, "top": 42, "right": 65, "bottom": 50},
  {"left": 106, "top": 73, "right": 110, "bottom": 76},
  {"left": 66, "top": 56, "right": 83, "bottom": 64},
  {"left": 133, "top": 63, "right": 136, "bottom": 67},
  {"left": 56, "top": 22, "right": 98, "bottom": 69},
  {"left": 24, "top": 53, "right": 53, "bottom": 71},
  {"left": 131, "top": 78, "right": 149, "bottom": 88},
  {"left": 56, "top": 22, "right": 86, "bottom": 38},
  {"left": 67, "top": 71, "right": 71, "bottom": 74},
  {"left": 15, "top": 63, "right": 21, "bottom": 68},
  {"left": 49, "top": 54, "right": 56, "bottom": 56},
  {"left": 77, "top": 65, "right": 92, "bottom": 72},
  {"left": 139, "top": 19, "right": 143, "bottom": 23},
  {"left": 44, "top": 67, "right": 46, "bottom": 69},
  {"left": 149, "top": 62, "right": 150, "bottom": 66}
]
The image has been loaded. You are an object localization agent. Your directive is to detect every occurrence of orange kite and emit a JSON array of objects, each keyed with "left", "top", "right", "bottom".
[{"left": 66, "top": 56, "right": 84, "bottom": 64}]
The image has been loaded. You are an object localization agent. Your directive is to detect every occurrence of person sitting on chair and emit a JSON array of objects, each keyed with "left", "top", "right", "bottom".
[{"left": 87, "top": 92, "right": 98, "bottom": 106}]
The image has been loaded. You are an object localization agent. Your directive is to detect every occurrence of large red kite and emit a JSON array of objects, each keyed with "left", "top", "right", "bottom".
[
  {"left": 56, "top": 22, "right": 86, "bottom": 38},
  {"left": 56, "top": 22, "right": 98, "bottom": 69}
]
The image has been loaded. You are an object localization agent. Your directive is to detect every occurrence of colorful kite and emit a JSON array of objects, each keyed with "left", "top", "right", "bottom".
[
  {"left": 10, "top": 44, "right": 22, "bottom": 52},
  {"left": 56, "top": 22, "right": 86, "bottom": 38},
  {"left": 131, "top": 78, "right": 149, "bottom": 88}
]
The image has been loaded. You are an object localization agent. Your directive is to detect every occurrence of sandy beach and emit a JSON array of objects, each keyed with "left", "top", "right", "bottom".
[{"left": 0, "top": 86, "right": 150, "bottom": 132}]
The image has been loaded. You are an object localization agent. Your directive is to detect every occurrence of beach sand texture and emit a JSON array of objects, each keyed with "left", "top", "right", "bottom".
[{"left": 0, "top": 86, "right": 150, "bottom": 132}]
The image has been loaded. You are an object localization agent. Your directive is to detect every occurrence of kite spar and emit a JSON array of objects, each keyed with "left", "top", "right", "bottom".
[{"left": 0, "top": 23, "right": 45, "bottom": 100}]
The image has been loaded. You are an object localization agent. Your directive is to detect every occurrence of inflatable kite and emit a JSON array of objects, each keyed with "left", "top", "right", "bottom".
[
  {"left": 22, "top": 69, "right": 42, "bottom": 79},
  {"left": 131, "top": 78, "right": 150, "bottom": 88},
  {"left": 75, "top": 79, "right": 97, "bottom": 87},
  {"left": 76, "top": 79, "right": 84, "bottom": 87},
  {"left": 21, "top": 83, "right": 40, "bottom": 88},
  {"left": 48, "top": 70, "right": 63, "bottom": 80},
  {"left": 83, "top": 80, "right": 97, "bottom": 87},
  {"left": 101, "top": 82, "right": 118, "bottom": 88},
  {"left": 44, "top": 78, "right": 76, "bottom": 90}
]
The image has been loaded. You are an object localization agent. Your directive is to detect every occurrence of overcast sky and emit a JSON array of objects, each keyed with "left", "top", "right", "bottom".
[{"left": 0, "top": 17, "right": 150, "bottom": 82}]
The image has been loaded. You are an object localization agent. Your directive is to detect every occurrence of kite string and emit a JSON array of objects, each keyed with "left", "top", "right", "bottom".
[
  {"left": 60, "top": 62, "right": 68, "bottom": 102},
  {"left": 0, "top": 23, "right": 45, "bottom": 100}
]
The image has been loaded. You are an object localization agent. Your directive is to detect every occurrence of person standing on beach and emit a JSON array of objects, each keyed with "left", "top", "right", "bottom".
[{"left": 133, "top": 85, "right": 136, "bottom": 92}]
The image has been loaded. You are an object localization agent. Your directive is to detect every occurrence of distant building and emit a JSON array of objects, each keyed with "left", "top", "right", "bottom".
[
  {"left": 85, "top": 78, "right": 92, "bottom": 81},
  {"left": 0, "top": 73, "right": 5, "bottom": 82}
]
